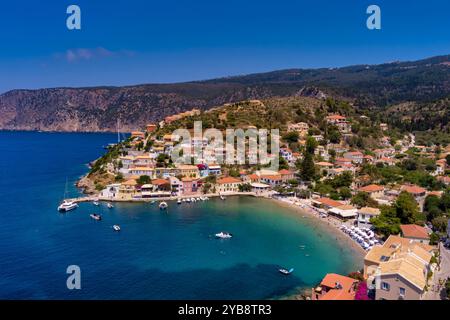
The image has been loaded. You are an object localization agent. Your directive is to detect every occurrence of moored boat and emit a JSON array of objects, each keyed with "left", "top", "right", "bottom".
[
  {"left": 90, "top": 213, "right": 102, "bottom": 221},
  {"left": 107, "top": 203, "right": 114, "bottom": 209},
  {"left": 159, "top": 201, "right": 168, "bottom": 210},
  {"left": 58, "top": 200, "right": 78, "bottom": 212},
  {"left": 113, "top": 224, "right": 121, "bottom": 231},
  {"left": 177, "top": 198, "right": 182, "bottom": 204}
]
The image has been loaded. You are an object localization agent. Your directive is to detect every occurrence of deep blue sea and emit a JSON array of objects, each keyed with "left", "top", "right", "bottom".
[{"left": 0, "top": 131, "right": 360, "bottom": 299}]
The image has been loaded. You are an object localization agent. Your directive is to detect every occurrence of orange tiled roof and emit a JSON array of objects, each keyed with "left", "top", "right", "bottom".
[
  {"left": 247, "top": 174, "right": 260, "bottom": 181},
  {"left": 400, "top": 224, "right": 430, "bottom": 240},
  {"left": 317, "top": 197, "right": 344, "bottom": 208},
  {"left": 151, "top": 179, "right": 169, "bottom": 186},
  {"left": 318, "top": 273, "right": 357, "bottom": 300},
  {"left": 401, "top": 185, "right": 426, "bottom": 195},
  {"left": 326, "top": 115, "right": 347, "bottom": 120},
  {"left": 278, "top": 169, "right": 293, "bottom": 175},
  {"left": 358, "top": 184, "right": 384, "bottom": 193},
  {"left": 261, "top": 174, "right": 282, "bottom": 181},
  {"left": 217, "top": 177, "right": 241, "bottom": 184}
]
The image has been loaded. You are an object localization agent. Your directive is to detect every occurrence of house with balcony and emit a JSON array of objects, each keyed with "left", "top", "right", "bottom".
[{"left": 357, "top": 207, "right": 381, "bottom": 229}]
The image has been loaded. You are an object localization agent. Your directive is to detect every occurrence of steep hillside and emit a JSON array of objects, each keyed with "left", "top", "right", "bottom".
[{"left": 0, "top": 54, "right": 448, "bottom": 132}]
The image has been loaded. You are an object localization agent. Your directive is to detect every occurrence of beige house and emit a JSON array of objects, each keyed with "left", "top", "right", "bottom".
[
  {"left": 364, "top": 235, "right": 434, "bottom": 300},
  {"left": 216, "top": 177, "right": 242, "bottom": 193},
  {"left": 358, "top": 184, "right": 385, "bottom": 200},
  {"left": 117, "top": 179, "right": 138, "bottom": 199}
]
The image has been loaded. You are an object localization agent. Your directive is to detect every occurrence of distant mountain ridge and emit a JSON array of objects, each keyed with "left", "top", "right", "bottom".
[{"left": 0, "top": 54, "right": 448, "bottom": 132}]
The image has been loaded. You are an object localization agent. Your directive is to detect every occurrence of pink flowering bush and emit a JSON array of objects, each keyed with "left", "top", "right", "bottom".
[{"left": 355, "top": 282, "right": 370, "bottom": 300}]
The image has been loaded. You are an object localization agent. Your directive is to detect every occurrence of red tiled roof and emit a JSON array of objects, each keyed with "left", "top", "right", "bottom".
[
  {"left": 278, "top": 169, "right": 293, "bottom": 175},
  {"left": 400, "top": 224, "right": 430, "bottom": 240},
  {"left": 261, "top": 175, "right": 282, "bottom": 181},
  {"left": 217, "top": 177, "right": 241, "bottom": 184},
  {"left": 151, "top": 179, "right": 169, "bottom": 186},
  {"left": 318, "top": 273, "right": 358, "bottom": 301},
  {"left": 247, "top": 174, "right": 260, "bottom": 181},
  {"left": 317, "top": 198, "right": 344, "bottom": 208},
  {"left": 358, "top": 184, "right": 384, "bottom": 193},
  {"left": 401, "top": 185, "right": 426, "bottom": 195}
]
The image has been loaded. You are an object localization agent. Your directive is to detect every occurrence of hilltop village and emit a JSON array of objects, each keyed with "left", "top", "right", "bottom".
[{"left": 80, "top": 97, "right": 450, "bottom": 300}]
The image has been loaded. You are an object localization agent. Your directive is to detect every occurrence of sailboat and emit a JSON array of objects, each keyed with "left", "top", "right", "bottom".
[{"left": 58, "top": 178, "right": 78, "bottom": 212}]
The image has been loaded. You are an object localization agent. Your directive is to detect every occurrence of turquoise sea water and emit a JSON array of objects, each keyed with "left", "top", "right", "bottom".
[{"left": 0, "top": 131, "right": 360, "bottom": 299}]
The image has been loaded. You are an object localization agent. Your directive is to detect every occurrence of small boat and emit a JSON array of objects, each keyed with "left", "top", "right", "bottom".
[
  {"left": 220, "top": 195, "right": 226, "bottom": 200},
  {"left": 150, "top": 200, "right": 156, "bottom": 204},
  {"left": 107, "top": 203, "right": 114, "bottom": 209},
  {"left": 93, "top": 201, "right": 99, "bottom": 206},
  {"left": 159, "top": 201, "right": 168, "bottom": 210},
  {"left": 90, "top": 213, "right": 102, "bottom": 221},
  {"left": 58, "top": 200, "right": 78, "bottom": 212},
  {"left": 113, "top": 225, "right": 121, "bottom": 231},
  {"left": 191, "top": 197, "right": 196, "bottom": 202},
  {"left": 177, "top": 198, "right": 182, "bottom": 204},
  {"left": 279, "top": 268, "right": 294, "bottom": 275},
  {"left": 215, "top": 231, "right": 232, "bottom": 239},
  {"left": 185, "top": 198, "right": 191, "bottom": 203},
  {"left": 196, "top": 197, "right": 201, "bottom": 201}
]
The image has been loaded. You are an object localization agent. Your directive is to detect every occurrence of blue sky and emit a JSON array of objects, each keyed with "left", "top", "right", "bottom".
[{"left": 0, "top": 0, "right": 449, "bottom": 93}]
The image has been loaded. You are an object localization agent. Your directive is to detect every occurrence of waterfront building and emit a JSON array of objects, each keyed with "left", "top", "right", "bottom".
[
  {"left": 216, "top": 177, "right": 242, "bottom": 193},
  {"left": 364, "top": 235, "right": 434, "bottom": 300},
  {"left": 312, "top": 273, "right": 358, "bottom": 300},
  {"left": 250, "top": 182, "right": 270, "bottom": 195},
  {"left": 181, "top": 177, "right": 199, "bottom": 195},
  {"left": 357, "top": 207, "right": 381, "bottom": 229},
  {"left": 259, "top": 174, "right": 282, "bottom": 187}
]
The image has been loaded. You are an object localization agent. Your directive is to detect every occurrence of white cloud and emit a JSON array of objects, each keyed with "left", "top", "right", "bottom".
[{"left": 54, "top": 47, "right": 135, "bottom": 62}]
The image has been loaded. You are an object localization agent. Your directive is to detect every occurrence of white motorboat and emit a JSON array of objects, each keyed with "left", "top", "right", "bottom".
[
  {"left": 107, "top": 203, "right": 114, "bottom": 209},
  {"left": 93, "top": 201, "right": 99, "bottom": 206},
  {"left": 279, "top": 268, "right": 294, "bottom": 275},
  {"left": 57, "top": 178, "right": 78, "bottom": 212},
  {"left": 58, "top": 200, "right": 78, "bottom": 212},
  {"left": 159, "top": 201, "right": 168, "bottom": 210},
  {"left": 177, "top": 198, "right": 182, "bottom": 204},
  {"left": 220, "top": 195, "right": 226, "bottom": 200},
  {"left": 185, "top": 198, "right": 191, "bottom": 203},
  {"left": 215, "top": 231, "right": 232, "bottom": 239},
  {"left": 90, "top": 213, "right": 102, "bottom": 221},
  {"left": 113, "top": 225, "right": 121, "bottom": 231},
  {"left": 196, "top": 197, "right": 201, "bottom": 201},
  {"left": 191, "top": 197, "right": 196, "bottom": 202}
]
